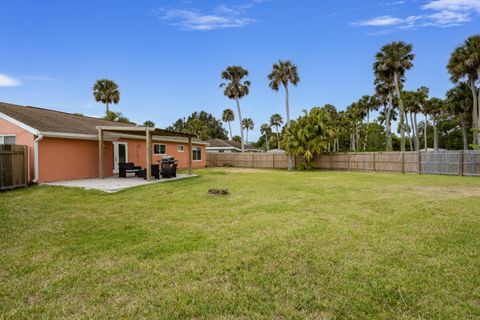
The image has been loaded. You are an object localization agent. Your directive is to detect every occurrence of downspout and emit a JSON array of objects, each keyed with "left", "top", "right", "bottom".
[{"left": 33, "top": 134, "right": 43, "bottom": 183}]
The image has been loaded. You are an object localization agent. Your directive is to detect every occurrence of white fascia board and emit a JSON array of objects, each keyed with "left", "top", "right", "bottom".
[{"left": 0, "top": 112, "right": 38, "bottom": 135}]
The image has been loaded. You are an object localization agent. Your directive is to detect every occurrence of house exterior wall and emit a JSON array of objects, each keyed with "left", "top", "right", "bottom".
[
  {"left": 38, "top": 137, "right": 114, "bottom": 183},
  {"left": 118, "top": 138, "right": 206, "bottom": 169},
  {"left": 0, "top": 117, "right": 35, "bottom": 182}
]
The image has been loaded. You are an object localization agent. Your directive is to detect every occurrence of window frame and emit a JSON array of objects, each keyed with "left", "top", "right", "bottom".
[
  {"left": 177, "top": 144, "right": 185, "bottom": 152},
  {"left": 0, "top": 134, "right": 16, "bottom": 145},
  {"left": 192, "top": 146, "right": 202, "bottom": 161},
  {"left": 153, "top": 143, "right": 167, "bottom": 155}
]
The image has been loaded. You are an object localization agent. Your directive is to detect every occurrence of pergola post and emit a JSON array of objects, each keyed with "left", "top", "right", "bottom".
[
  {"left": 98, "top": 128, "right": 104, "bottom": 179},
  {"left": 188, "top": 136, "right": 193, "bottom": 175},
  {"left": 146, "top": 128, "right": 152, "bottom": 181}
]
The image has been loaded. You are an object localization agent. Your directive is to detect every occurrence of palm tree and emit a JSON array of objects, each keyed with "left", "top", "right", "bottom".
[
  {"left": 269, "top": 113, "right": 283, "bottom": 148},
  {"left": 424, "top": 98, "right": 444, "bottom": 151},
  {"left": 220, "top": 66, "right": 251, "bottom": 152},
  {"left": 93, "top": 79, "right": 120, "bottom": 114},
  {"left": 447, "top": 35, "right": 480, "bottom": 145},
  {"left": 143, "top": 120, "right": 155, "bottom": 127},
  {"left": 374, "top": 42, "right": 415, "bottom": 151},
  {"left": 260, "top": 123, "right": 272, "bottom": 151},
  {"left": 242, "top": 118, "right": 254, "bottom": 144},
  {"left": 374, "top": 70, "right": 396, "bottom": 151},
  {"left": 268, "top": 60, "right": 300, "bottom": 170},
  {"left": 446, "top": 82, "right": 473, "bottom": 150},
  {"left": 222, "top": 108, "right": 235, "bottom": 140}
]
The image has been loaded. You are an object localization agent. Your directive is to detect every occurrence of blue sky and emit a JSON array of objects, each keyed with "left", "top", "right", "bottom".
[{"left": 1, "top": 0, "right": 479, "bottom": 140}]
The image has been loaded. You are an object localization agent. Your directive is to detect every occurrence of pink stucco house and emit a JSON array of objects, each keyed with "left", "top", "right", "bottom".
[{"left": 0, "top": 102, "right": 207, "bottom": 183}]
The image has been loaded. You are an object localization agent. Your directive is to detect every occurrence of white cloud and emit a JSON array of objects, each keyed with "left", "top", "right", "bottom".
[
  {"left": 0, "top": 74, "right": 21, "bottom": 87},
  {"left": 353, "top": 0, "right": 479, "bottom": 30},
  {"left": 155, "top": 1, "right": 272, "bottom": 31},
  {"left": 354, "top": 15, "right": 404, "bottom": 26},
  {"left": 157, "top": 8, "right": 254, "bottom": 30},
  {"left": 422, "top": 0, "right": 480, "bottom": 12}
]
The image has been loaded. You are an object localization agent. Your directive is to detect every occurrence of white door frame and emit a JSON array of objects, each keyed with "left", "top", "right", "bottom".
[{"left": 113, "top": 142, "right": 128, "bottom": 174}]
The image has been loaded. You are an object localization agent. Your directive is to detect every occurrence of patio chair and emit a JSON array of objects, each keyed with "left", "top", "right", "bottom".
[
  {"left": 140, "top": 164, "right": 160, "bottom": 180},
  {"left": 172, "top": 163, "right": 178, "bottom": 178},
  {"left": 119, "top": 162, "right": 142, "bottom": 178}
]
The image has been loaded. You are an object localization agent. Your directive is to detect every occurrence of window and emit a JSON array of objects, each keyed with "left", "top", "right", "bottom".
[
  {"left": 177, "top": 144, "right": 184, "bottom": 152},
  {"left": 153, "top": 144, "right": 166, "bottom": 155},
  {"left": 0, "top": 135, "right": 16, "bottom": 145},
  {"left": 193, "top": 147, "right": 202, "bottom": 161}
]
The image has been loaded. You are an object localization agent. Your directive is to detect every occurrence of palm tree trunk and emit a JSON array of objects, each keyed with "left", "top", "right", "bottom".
[
  {"left": 364, "top": 110, "right": 369, "bottom": 151},
  {"left": 405, "top": 111, "right": 413, "bottom": 151},
  {"left": 424, "top": 113, "right": 428, "bottom": 150},
  {"left": 394, "top": 72, "right": 405, "bottom": 151},
  {"left": 284, "top": 85, "right": 294, "bottom": 170},
  {"left": 228, "top": 121, "right": 233, "bottom": 140},
  {"left": 106, "top": 103, "right": 110, "bottom": 114},
  {"left": 460, "top": 116, "right": 468, "bottom": 151},
  {"left": 266, "top": 134, "right": 269, "bottom": 151},
  {"left": 246, "top": 129, "right": 249, "bottom": 144},
  {"left": 469, "top": 79, "right": 479, "bottom": 145},
  {"left": 433, "top": 116, "right": 438, "bottom": 151},
  {"left": 276, "top": 128, "right": 280, "bottom": 148},
  {"left": 413, "top": 112, "right": 419, "bottom": 152},
  {"left": 235, "top": 98, "right": 245, "bottom": 153},
  {"left": 386, "top": 94, "right": 393, "bottom": 151}
]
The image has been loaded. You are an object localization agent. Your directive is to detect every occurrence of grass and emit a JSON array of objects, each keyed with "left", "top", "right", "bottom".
[{"left": 1, "top": 168, "right": 480, "bottom": 319}]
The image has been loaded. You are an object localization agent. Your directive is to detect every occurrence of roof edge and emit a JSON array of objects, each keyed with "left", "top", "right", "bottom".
[{"left": 0, "top": 111, "right": 38, "bottom": 135}]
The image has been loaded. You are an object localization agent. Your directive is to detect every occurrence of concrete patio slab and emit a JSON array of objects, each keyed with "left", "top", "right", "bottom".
[{"left": 43, "top": 174, "right": 196, "bottom": 193}]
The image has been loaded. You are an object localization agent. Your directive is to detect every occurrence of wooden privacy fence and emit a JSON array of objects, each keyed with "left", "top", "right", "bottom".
[
  {"left": 207, "top": 151, "right": 480, "bottom": 176},
  {"left": 0, "top": 145, "right": 29, "bottom": 190}
]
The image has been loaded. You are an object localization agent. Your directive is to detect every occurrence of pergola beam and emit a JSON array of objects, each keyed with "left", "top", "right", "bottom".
[
  {"left": 146, "top": 128, "right": 152, "bottom": 181},
  {"left": 188, "top": 136, "right": 193, "bottom": 175},
  {"left": 98, "top": 128, "right": 104, "bottom": 179}
]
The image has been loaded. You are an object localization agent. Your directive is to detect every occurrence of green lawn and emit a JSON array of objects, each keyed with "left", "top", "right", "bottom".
[{"left": 1, "top": 169, "right": 480, "bottom": 319}]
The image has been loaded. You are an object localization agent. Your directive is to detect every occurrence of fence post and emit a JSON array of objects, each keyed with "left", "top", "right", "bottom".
[
  {"left": 252, "top": 153, "right": 255, "bottom": 168},
  {"left": 373, "top": 153, "right": 376, "bottom": 172},
  {"left": 272, "top": 154, "right": 275, "bottom": 168},
  {"left": 417, "top": 151, "right": 421, "bottom": 175},
  {"left": 23, "top": 145, "right": 28, "bottom": 186},
  {"left": 401, "top": 152, "right": 405, "bottom": 174},
  {"left": 348, "top": 153, "right": 351, "bottom": 171},
  {"left": 459, "top": 151, "right": 464, "bottom": 176}
]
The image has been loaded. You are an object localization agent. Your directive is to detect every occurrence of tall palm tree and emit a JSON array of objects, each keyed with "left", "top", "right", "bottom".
[
  {"left": 447, "top": 35, "right": 480, "bottom": 145},
  {"left": 242, "top": 118, "right": 254, "bottom": 144},
  {"left": 374, "top": 41, "right": 415, "bottom": 151},
  {"left": 268, "top": 60, "right": 300, "bottom": 170},
  {"left": 260, "top": 123, "right": 272, "bottom": 151},
  {"left": 269, "top": 113, "right": 283, "bottom": 148},
  {"left": 424, "top": 97, "right": 444, "bottom": 151},
  {"left": 446, "top": 82, "right": 473, "bottom": 150},
  {"left": 93, "top": 79, "right": 120, "bottom": 114},
  {"left": 374, "top": 69, "right": 396, "bottom": 151},
  {"left": 415, "top": 87, "right": 429, "bottom": 151},
  {"left": 220, "top": 66, "right": 251, "bottom": 152},
  {"left": 222, "top": 108, "right": 235, "bottom": 140}
]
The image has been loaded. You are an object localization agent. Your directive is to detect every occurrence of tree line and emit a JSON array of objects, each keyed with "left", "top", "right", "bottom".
[{"left": 90, "top": 34, "right": 479, "bottom": 165}]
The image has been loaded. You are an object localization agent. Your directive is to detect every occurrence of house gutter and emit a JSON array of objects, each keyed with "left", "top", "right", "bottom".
[{"left": 33, "top": 134, "right": 43, "bottom": 183}]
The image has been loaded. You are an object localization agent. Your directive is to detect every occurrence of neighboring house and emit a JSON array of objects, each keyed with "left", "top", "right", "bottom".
[
  {"left": 206, "top": 138, "right": 261, "bottom": 153},
  {"left": 0, "top": 102, "right": 207, "bottom": 183}
]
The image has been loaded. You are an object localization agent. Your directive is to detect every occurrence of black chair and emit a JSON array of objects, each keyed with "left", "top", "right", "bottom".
[
  {"left": 171, "top": 163, "right": 178, "bottom": 178},
  {"left": 118, "top": 162, "right": 142, "bottom": 178},
  {"left": 140, "top": 164, "right": 160, "bottom": 180}
]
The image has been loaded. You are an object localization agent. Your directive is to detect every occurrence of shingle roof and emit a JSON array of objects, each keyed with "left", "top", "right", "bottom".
[
  {"left": 0, "top": 102, "right": 133, "bottom": 135},
  {"left": 206, "top": 138, "right": 256, "bottom": 150}
]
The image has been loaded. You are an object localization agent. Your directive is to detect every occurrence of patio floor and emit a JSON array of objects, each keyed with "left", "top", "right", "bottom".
[{"left": 43, "top": 174, "right": 196, "bottom": 193}]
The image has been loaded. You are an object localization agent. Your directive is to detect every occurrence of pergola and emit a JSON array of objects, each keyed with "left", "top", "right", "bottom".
[{"left": 96, "top": 126, "right": 196, "bottom": 181}]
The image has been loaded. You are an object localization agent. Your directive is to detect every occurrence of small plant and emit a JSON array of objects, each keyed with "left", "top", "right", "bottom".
[{"left": 223, "top": 163, "right": 234, "bottom": 167}]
